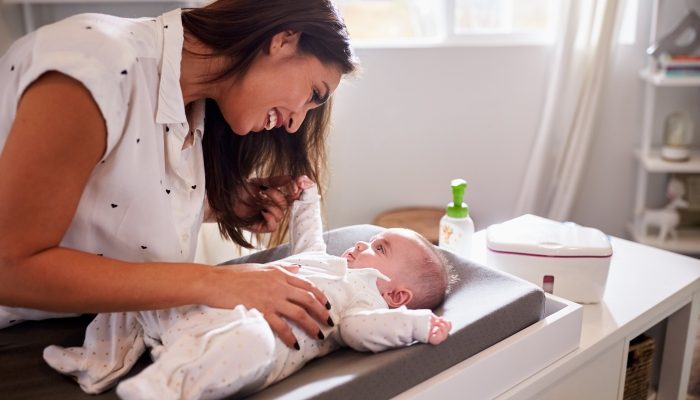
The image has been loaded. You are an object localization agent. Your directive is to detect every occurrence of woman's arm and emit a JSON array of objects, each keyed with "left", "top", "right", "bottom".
[{"left": 0, "top": 72, "right": 328, "bottom": 348}]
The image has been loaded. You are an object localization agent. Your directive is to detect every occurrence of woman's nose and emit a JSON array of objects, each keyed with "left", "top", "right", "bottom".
[{"left": 285, "top": 108, "right": 309, "bottom": 133}]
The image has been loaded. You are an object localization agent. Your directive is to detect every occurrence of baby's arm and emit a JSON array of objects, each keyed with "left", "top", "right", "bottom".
[
  {"left": 288, "top": 176, "right": 325, "bottom": 255},
  {"left": 338, "top": 306, "right": 451, "bottom": 353}
]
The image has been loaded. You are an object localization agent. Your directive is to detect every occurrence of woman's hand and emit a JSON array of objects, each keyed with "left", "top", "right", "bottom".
[
  {"left": 205, "top": 263, "right": 332, "bottom": 349},
  {"left": 233, "top": 175, "right": 306, "bottom": 234},
  {"left": 428, "top": 315, "right": 452, "bottom": 345}
]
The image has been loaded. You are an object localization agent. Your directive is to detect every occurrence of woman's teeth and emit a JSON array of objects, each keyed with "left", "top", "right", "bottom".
[{"left": 265, "top": 109, "right": 277, "bottom": 130}]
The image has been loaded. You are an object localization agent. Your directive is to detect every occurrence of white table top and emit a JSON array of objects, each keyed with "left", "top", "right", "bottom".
[{"left": 472, "top": 214, "right": 700, "bottom": 396}]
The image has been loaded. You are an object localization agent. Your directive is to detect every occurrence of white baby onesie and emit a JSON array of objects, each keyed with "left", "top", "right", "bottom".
[{"left": 44, "top": 186, "right": 433, "bottom": 400}]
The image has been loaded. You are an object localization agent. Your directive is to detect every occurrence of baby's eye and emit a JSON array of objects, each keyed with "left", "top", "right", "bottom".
[{"left": 376, "top": 245, "right": 384, "bottom": 253}]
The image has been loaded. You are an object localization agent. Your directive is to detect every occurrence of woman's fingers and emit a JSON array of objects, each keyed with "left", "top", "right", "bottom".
[
  {"left": 265, "top": 313, "right": 298, "bottom": 349},
  {"left": 286, "top": 285, "right": 332, "bottom": 328},
  {"left": 262, "top": 187, "right": 289, "bottom": 212},
  {"left": 283, "top": 272, "right": 329, "bottom": 314},
  {"left": 260, "top": 198, "right": 284, "bottom": 222},
  {"left": 275, "top": 263, "right": 301, "bottom": 274},
  {"left": 259, "top": 175, "right": 294, "bottom": 188},
  {"left": 277, "top": 302, "right": 327, "bottom": 341},
  {"left": 258, "top": 206, "right": 279, "bottom": 233},
  {"left": 205, "top": 267, "right": 331, "bottom": 349}
]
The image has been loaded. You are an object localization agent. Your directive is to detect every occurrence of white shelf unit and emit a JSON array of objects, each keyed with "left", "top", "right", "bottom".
[
  {"left": 632, "top": 1, "right": 700, "bottom": 255},
  {"left": 639, "top": 68, "right": 700, "bottom": 87},
  {"left": 627, "top": 222, "right": 700, "bottom": 254},
  {"left": 633, "top": 149, "right": 700, "bottom": 173}
]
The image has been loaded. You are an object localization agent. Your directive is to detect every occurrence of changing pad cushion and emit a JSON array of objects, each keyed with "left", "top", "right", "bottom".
[{"left": 0, "top": 224, "right": 544, "bottom": 400}]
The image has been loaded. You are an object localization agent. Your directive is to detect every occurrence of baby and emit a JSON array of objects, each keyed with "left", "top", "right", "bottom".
[{"left": 44, "top": 177, "right": 457, "bottom": 400}]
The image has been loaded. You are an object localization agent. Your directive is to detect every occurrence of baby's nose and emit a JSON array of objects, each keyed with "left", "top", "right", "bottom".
[{"left": 356, "top": 241, "right": 368, "bottom": 250}]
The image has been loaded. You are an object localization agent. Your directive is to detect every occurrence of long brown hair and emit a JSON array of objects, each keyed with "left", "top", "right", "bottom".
[{"left": 182, "top": 0, "right": 358, "bottom": 248}]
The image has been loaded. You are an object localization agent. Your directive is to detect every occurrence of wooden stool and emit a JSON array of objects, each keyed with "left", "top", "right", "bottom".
[{"left": 372, "top": 207, "right": 444, "bottom": 245}]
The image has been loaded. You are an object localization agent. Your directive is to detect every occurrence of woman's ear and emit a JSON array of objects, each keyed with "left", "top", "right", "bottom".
[
  {"left": 382, "top": 287, "right": 413, "bottom": 308},
  {"left": 268, "top": 30, "right": 302, "bottom": 56}
]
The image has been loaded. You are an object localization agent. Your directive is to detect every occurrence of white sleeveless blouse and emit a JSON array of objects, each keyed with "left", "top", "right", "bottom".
[{"left": 0, "top": 9, "right": 207, "bottom": 326}]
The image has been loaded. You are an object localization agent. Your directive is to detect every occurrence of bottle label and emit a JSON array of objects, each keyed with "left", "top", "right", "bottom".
[{"left": 440, "top": 221, "right": 471, "bottom": 258}]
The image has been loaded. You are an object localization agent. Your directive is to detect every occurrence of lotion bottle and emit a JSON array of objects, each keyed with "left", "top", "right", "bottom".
[{"left": 439, "top": 179, "right": 474, "bottom": 259}]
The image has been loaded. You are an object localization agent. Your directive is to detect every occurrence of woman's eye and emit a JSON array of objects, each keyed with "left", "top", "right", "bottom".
[{"left": 311, "top": 88, "right": 321, "bottom": 104}]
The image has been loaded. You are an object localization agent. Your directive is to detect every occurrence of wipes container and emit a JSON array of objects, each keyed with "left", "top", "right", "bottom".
[{"left": 486, "top": 223, "right": 613, "bottom": 304}]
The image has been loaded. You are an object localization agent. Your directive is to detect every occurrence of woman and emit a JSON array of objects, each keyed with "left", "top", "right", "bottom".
[{"left": 0, "top": 0, "right": 358, "bottom": 349}]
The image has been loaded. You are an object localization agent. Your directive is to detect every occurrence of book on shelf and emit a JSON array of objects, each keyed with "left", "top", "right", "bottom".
[{"left": 658, "top": 54, "right": 700, "bottom": 76}]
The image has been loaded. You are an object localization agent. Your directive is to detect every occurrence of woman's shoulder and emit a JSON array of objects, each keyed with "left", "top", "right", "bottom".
[
  {"left": 0, "top": 13, "right": 161, "bottom": 158},
  {"left": 31, "top": 13, "right": 158, "bottom": 75}
]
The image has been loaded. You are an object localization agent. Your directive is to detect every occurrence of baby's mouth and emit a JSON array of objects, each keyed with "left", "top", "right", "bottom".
[
  {"left": 264, "top": 108, "right": 278, "bottom": 130},
  {"left": 342, "top": 249, "right": 355, "bottom": 262}
]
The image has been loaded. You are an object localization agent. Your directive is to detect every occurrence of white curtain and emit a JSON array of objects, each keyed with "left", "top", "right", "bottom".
[{"left": 515, "top": 0, "right": 625, "bottom": 221}]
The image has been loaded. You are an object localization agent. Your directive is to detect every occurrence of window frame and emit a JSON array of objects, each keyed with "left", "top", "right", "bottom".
[{"left": 346, "top": 0, "right": 560, "bottom": 49}]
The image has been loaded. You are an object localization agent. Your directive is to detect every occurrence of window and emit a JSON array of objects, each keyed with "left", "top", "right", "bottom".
[
  {"left": 337, "top": 0, "right": 638, "bottom": 48},
  {"left": 335, "top": 0, "right": 445, "bottom": 46},
  {"left": 617, "top": 0, "right": 638, "bottom": 45},
  {"left": 336, "top": 0, "right": 558, "bottom": 47},
  {"left": 453, "top": 0, "right": 552, "bottom": 34},
  {"left": 452, "top": 0, "right": 558, "bottom": 45}
]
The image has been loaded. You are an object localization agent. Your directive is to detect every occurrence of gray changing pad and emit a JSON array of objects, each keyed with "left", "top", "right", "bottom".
[{"left": 0, "top": 224, "right": 544, "bottom": 399}]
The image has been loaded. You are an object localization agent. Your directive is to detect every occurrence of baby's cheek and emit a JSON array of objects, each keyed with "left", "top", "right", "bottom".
[{"left": 375, "top": 279, "right": 389, "bottom": 296}]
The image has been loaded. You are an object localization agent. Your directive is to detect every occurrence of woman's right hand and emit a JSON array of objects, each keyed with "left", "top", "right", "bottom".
[
  {"left": 234, "top": 176, "right": 298, "bottom": 234},
  {"left": 204, "top": 263, "right": 332, "bottom": 349}
]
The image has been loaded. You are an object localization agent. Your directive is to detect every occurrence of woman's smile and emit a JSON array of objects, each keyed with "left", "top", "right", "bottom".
[{"left": 264, "top": 108, "right": 284, "bottom": 131}]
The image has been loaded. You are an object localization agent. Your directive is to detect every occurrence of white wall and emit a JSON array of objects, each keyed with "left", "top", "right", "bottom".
[{"left": 326, "top": 45, "right": 551, "bottom": 231}]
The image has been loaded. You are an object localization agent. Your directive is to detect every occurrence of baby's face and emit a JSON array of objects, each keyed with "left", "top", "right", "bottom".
[{"left": 341, "top": 228, "right": 425, "bottom": 292}]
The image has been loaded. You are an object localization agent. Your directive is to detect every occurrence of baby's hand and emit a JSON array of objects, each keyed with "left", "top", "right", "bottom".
[
  {"left": 295, "top": 175, "right": 315, "bottom": 191},
  {"left": 428, "top": 315, "right": 452, "bottom": 345},
  {"left": 285, "top": 175, "right": 316, "bottom": 200}
]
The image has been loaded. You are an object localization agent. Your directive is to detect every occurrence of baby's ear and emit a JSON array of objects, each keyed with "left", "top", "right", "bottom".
[{"left": 383, "top": 288, "right": 413, "bottom": 308}]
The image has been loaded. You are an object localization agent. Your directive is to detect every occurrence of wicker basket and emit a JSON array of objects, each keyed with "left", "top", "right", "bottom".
[{"left": 624, "top": 334, "right": 655, "bottom": 400}]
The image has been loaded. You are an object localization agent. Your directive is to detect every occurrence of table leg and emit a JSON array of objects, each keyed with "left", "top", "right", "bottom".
[{"left": 658, "top": 291, "right": 700, "bottom": 400}]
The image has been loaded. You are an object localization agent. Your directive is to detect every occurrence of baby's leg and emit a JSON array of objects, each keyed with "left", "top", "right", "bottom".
[
  {"left": 116, "top": 305, "right": 276, "bottom": 400},
  {"left": 43, "top": 312, "right": 145, "bottom": 394}
]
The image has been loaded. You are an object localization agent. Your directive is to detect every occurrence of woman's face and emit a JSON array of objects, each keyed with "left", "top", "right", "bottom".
[{"left": 215, "top": 31, "right": 342, "bottom": 135}]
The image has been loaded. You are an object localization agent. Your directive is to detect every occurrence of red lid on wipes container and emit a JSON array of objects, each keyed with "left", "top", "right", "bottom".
[{"left": 486, "top": 223, "right": 612, "bottom": 258}]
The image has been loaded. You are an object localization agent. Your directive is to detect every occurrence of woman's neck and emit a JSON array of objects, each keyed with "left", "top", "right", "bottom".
[{"left": 179, "top": 35, "right": 228, "bottom": 105}]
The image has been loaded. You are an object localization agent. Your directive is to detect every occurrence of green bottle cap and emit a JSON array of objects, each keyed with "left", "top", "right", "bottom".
[{"left": 446, "top": 179, "right": 469, "bottom": 218}]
